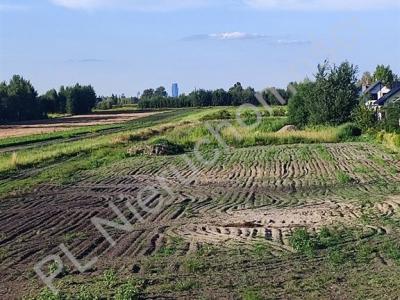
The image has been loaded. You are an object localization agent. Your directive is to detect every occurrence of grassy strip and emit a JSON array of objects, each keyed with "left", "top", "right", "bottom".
[
  {"left": 0, "top": 124, "right": 123, "bottom": 149},
  {"left": 0, "top": 109, "right": 222, "bottom": 176},
  {"left": 0, "top": 145, "right": 129, "bottom": 197}
]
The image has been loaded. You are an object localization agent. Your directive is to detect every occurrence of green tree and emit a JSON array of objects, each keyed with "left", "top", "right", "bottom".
[
  {"left": 308, "top": 61, "right": 359, "bottom": 125},
  {"left": 228, "top": 82, "right": 244, "bottom": 106},
  {"left": 40, "top": 89, "right": 59, "bottom": 113},
  {"left": 373, "top": 65, "right": 395, "bottom": 87},
  {"left": 6, "top": 75, "right": 43, "bottom": 121},
  {"left": 65, "top": 84, "right": 97, "bottom": 115},
  {"left": 212, "top": 89, "right": 231, "bottom": 106},
  {"left": 0, "top": 82, "right": 8, "bottom": 121},
  {"left": 154, "top": 86, "right": 168, "bottom": 98},
  {"left": 141, "top": 89, "right": 155, "bottom": 99}
]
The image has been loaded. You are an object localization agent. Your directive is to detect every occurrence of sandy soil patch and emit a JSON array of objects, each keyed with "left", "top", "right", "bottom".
[
  {"left": 171, "top": 202, "right": 361, "bottom": 250},
  {"left": 0, "top": 112, "right": 160, "bottom": 138}
]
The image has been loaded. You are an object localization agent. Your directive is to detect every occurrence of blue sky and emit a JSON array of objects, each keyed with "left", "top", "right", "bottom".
[{"left": 0, "top": 0, "right": 399, "bottom": 96}]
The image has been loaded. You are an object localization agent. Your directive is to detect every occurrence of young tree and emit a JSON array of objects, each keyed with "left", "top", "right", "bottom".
[
  {"left": 308, "top": 61, "right": 359, "bottom": 125},
  {"left": 287, "top": 81, "right": 313, "bottom": 127},
  {"left": 352, "top": 104, "right": 377, "bottom": 132}
]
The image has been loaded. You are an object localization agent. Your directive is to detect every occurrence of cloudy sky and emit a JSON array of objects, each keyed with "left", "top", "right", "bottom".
[{"left": 0, "top": 0, "right": 399, "bottom": 96}]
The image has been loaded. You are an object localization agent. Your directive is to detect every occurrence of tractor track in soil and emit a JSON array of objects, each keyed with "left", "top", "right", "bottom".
[{"left": 0, "top": 143, "right": 399, "bottom": 298}]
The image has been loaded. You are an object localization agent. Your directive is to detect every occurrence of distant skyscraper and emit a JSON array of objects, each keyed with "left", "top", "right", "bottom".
[{"left": 172, "top": 83, "right": 179, "bottom": 98}]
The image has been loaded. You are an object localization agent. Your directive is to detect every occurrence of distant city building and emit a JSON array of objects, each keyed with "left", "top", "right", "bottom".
[{"left": 172, "top": 83, "right": 179, "bottom": 98}]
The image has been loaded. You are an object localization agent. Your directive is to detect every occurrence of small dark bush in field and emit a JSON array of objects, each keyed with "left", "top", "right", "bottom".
[
  {"left": 337, "top": 123, "right": 362, "bottom": 140},
  {"left": 128, "top": 139, "right": 185, "bottom": 156},
  {"left": 290, "top": 227, "right": 348, "bottom": 257},
  {"left": 355, "top": 243, "right": 375, "bottom": 264},
  {"left": 200, "top": 109, "right": 233, "bottom": 121},
  {"left": 318, "top": 227, "right": 343, "bottom": 248},
  {"left": 150, "top": 138, "right": 185, "bottom": 155},
  {"left": 383, "top": 241, "right": 400, "bottom": 265},
  {"left": 327, "top": 247, "right": 347, "bottom": 266},
  {"left": 115, "top": 280, "right": 141, "bottom": 300},
  {"left": 241, "top": 289, "right": 263, "bottom": 300},
  {"left": 289, "top": 228, "right": 318, "bottom": 256},
  {"left": 336, "top": 170, "right": 353, "bottom": 184}
]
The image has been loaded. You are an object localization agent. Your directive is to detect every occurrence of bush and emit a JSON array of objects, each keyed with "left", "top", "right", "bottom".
[
  {"left": 287, "top": 82, "right": 313, "bottom": 127},
  {"left": 115, "top": 281, "right": 140, "bottom": 300},
  {"left": 289, "top": 228, "right": 318, "bottom": 256},
  {"left": 200, "top": 109, "right": 233, "bottom": 121},
  {"left": 336, "top": 123, "right": 362, "bottom": 140},
  {"left": 336, "top": 170, "right": 353, "bottom": 184},
  {"left": 272, "top": 107, "right": 287, "bottom": 117},
  {"left": 352, "top": 104, "right": 377, "bottom": 132},
  {"left": 327, "top": 247, "right": 348, "bottom": 266}
]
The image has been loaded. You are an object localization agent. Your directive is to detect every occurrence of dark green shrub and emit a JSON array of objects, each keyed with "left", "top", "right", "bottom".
[{"left": 382, "top": 102, "right": 400, "bottom": 132}]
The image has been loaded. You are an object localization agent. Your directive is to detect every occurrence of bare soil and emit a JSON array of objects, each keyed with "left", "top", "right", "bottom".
[
  {"left": 0, "top": 143, "right": 399, "bottom": 299},
  {"left": 0, "top": 112, "right": 159, "bottom": 138}
]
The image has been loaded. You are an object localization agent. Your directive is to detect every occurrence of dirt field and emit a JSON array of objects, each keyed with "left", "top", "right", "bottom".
[
  {"left": 1, "top": 143, "right": 400, "bottom": 299},
  {"left": 0, "top": 112, "right": 159, "bottom": 138}
]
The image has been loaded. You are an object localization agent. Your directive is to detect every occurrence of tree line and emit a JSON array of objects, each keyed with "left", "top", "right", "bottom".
[
  {"left": 138, "top": 82, "right": 292, "bottom": 109},
  {"left": 0, "top": 75, "right": 97, "bottom": 122},
  {"left": 96, "top": 94, "right": 138, "bottom": 110}
]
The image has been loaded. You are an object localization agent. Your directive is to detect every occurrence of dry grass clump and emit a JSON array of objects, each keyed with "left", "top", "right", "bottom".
[{"left": 10, "top": 152, "right": 18, "bottom": 168}]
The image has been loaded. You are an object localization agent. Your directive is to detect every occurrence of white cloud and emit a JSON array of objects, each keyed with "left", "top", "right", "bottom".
[
  {"left": 183, "top": 32, "right": 311, "bottom": 45},
  {"left": 50, "top": 0, "right": 210, "bottom": 11},
  {"left": 183, "top": 32, "right": 271, "bottom": 41},
  {"left": 209, "top": 32, "right": 269, "bottom": 40},
  {"left": 244, "top": 0, "right": 400, "bottom": 10}
]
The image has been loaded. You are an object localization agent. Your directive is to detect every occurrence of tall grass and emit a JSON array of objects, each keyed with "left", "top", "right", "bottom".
[
  {"left": 220, "top": 123, "right": 359, "bottom": 147},
  {"left": 376, "top": 131, "right": 400, "bottom": 152}
]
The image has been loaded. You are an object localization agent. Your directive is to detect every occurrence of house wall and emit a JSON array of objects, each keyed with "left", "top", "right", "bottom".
[{"left": 378, "top": 86, "right": 391, "bottom": 99}]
